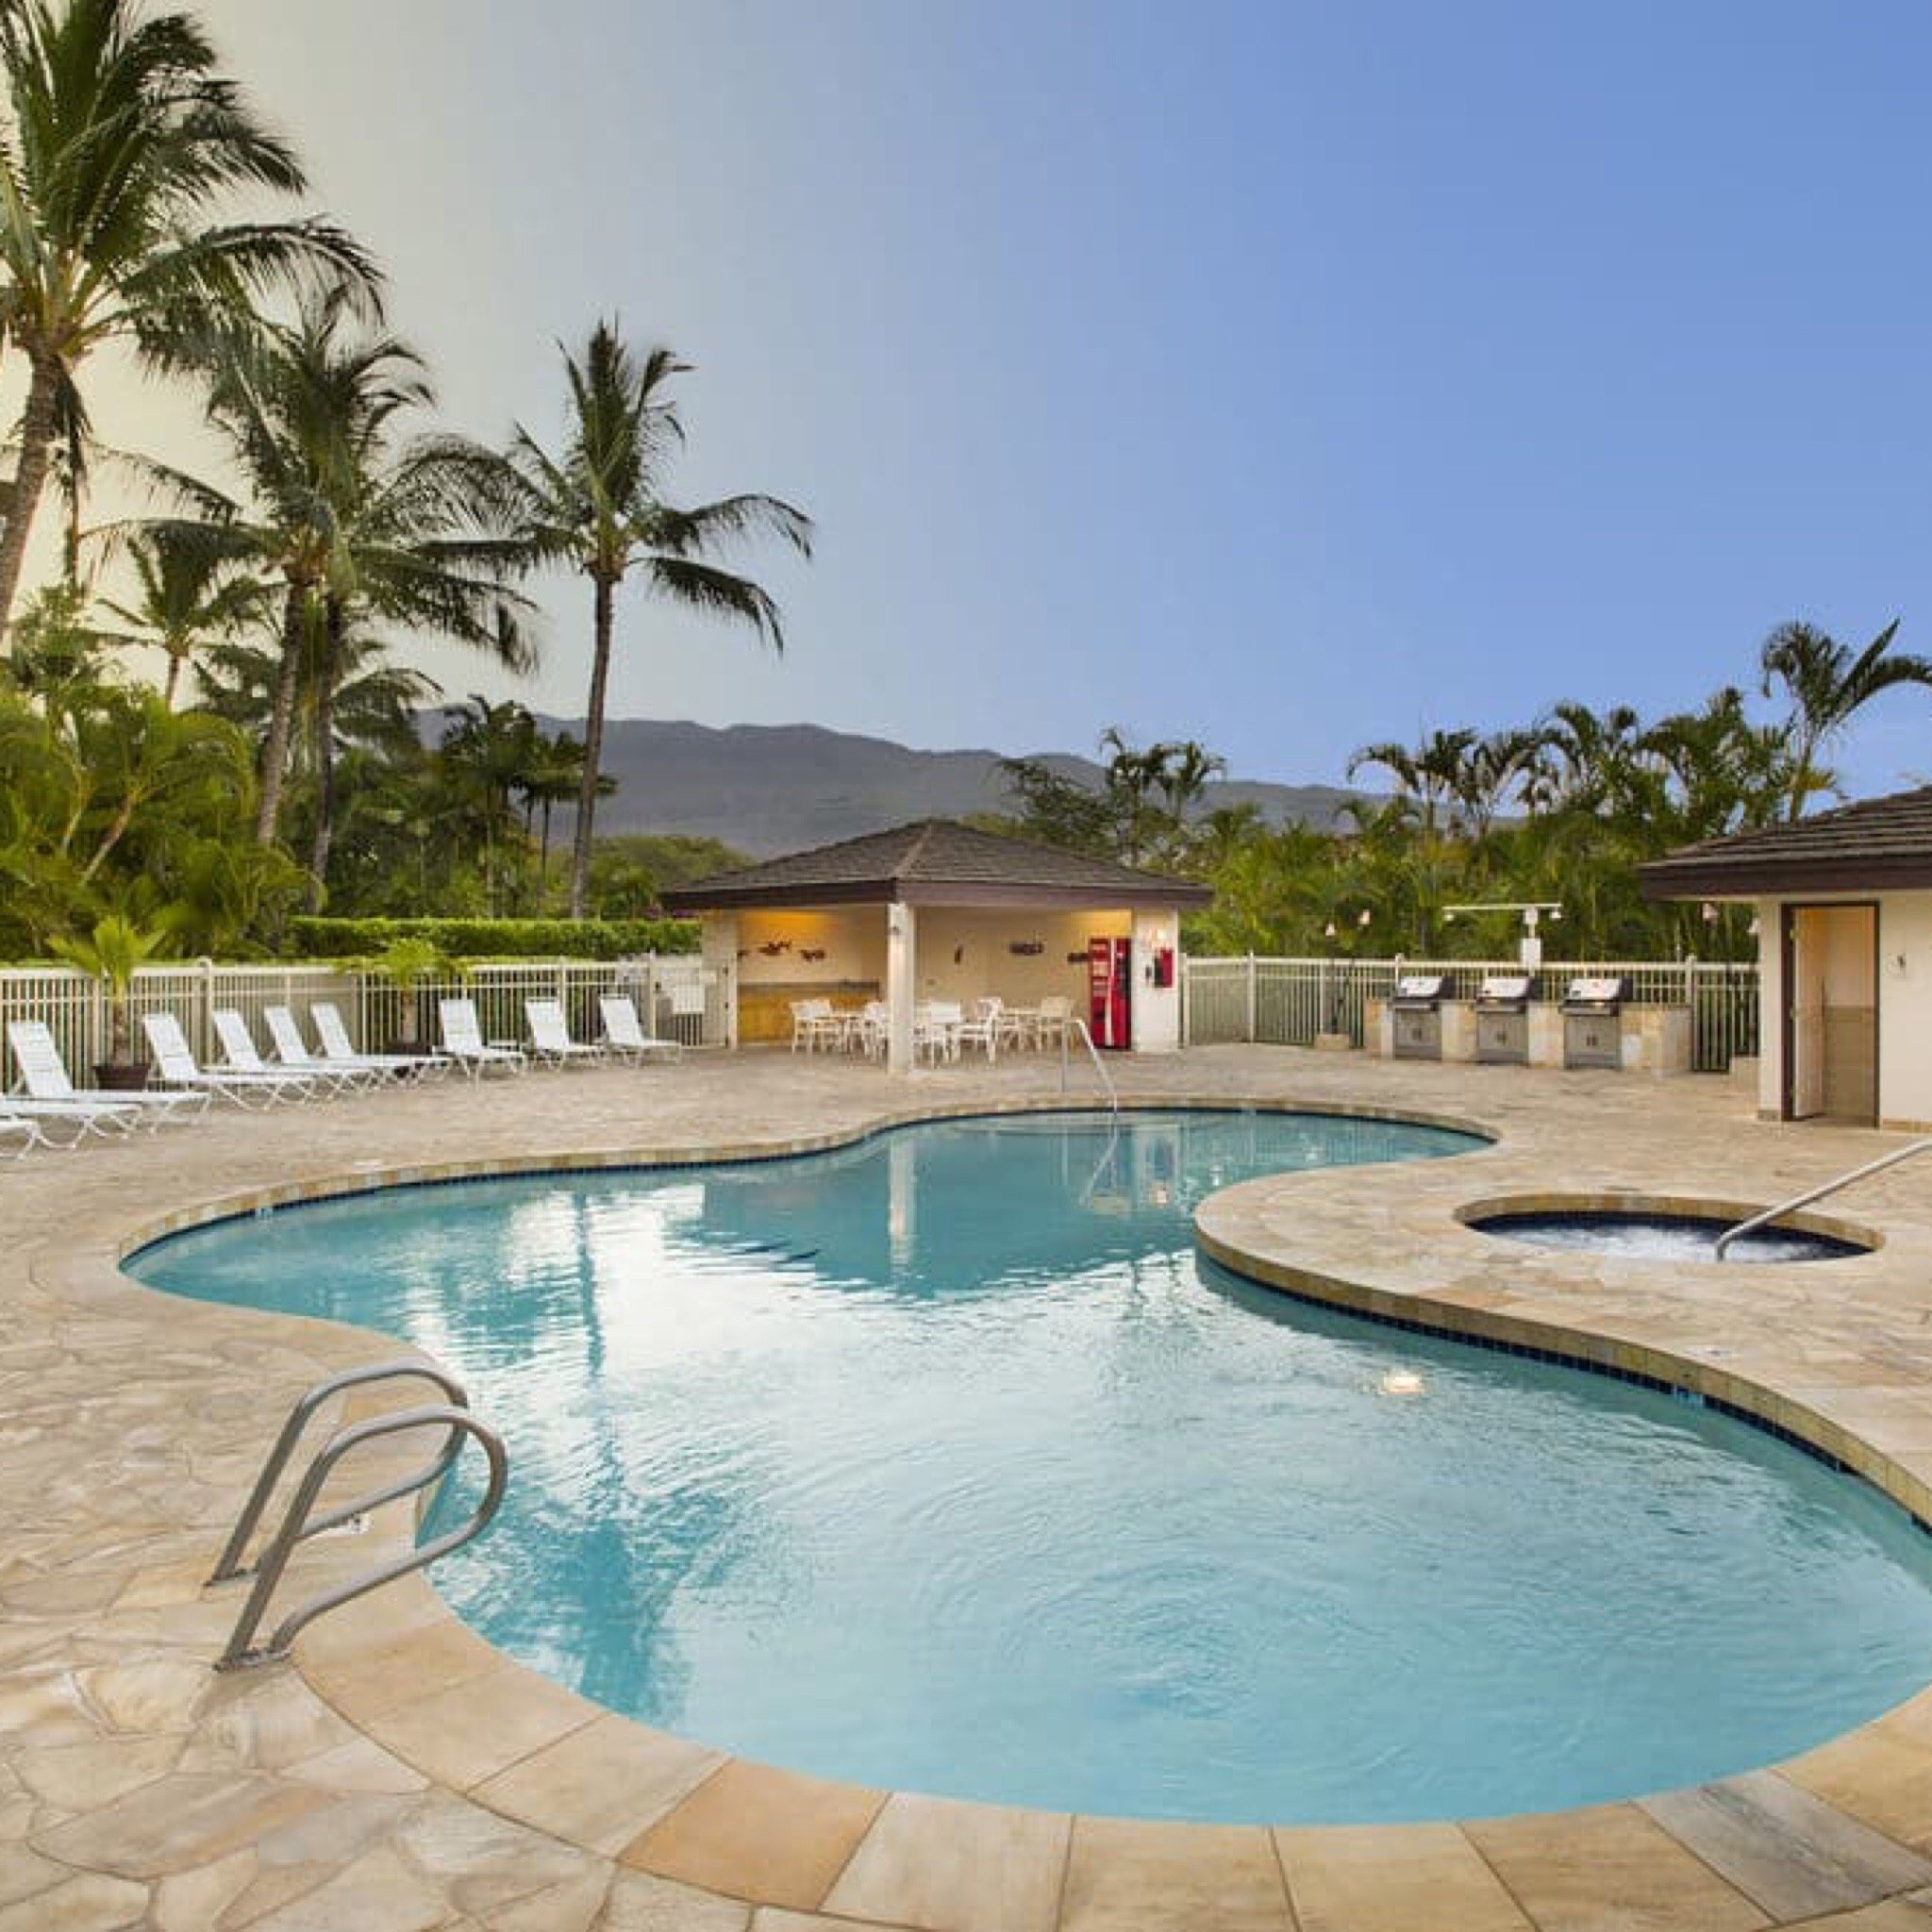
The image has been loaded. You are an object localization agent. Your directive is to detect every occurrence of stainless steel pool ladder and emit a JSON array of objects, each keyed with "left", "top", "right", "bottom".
[
  {"left": 208, "top": 1360, "right": 508, "bottom": 1671},
  {"left": 1714, "top": 1135, "right": 1932, "bottom": 1260},
  {"left": 1060, "top": 1016, "right": 1120, "bottom": 1115}
]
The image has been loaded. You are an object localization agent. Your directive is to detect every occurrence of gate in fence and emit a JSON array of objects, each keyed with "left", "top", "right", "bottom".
[{"left": 1181, "top": 956, "right": 1758, "bottom": 1074}]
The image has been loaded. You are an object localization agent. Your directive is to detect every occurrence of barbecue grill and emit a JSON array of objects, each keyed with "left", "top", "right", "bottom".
[
  {"left": 1474, "top": 973, "right": 1535, "bottom": 1065},
  {"left": 1561, "top": 974, "right": 1628, "bottom": 1070},
  {"left": 1390, "top": 973, "right": 1450, "bottom": 1061}
]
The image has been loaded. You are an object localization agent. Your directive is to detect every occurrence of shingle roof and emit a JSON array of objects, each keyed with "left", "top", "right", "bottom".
[
  {"left": 660, "top": 819, "right": 1213, "bottom": 910},
  {"left": 1641, "top": 786, "right": 1932, "bottom": 896}
]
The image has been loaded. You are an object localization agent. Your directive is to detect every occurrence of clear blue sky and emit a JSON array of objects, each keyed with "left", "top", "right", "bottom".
[{"left": 180, "top": 1, "right": 1932, "bottom": 794}]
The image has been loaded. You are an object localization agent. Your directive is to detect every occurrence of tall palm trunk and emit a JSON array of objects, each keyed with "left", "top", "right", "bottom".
[
  {"left": 161, "top": 651, "right": 184, "bottom": 708},
  {"left": 256, "top": 578, "right": 310, "bottom": 844},
  {"left": 307, "top": 594, "right": 344, "bottom": 908},
  {"left": 570, "top": 572, "right": 615, "bottom": 919},
  {"left": 0, "top": 351, "right": 63, "bottom": 635}
]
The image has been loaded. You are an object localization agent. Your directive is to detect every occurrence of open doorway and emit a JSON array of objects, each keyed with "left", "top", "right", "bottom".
[{"left": 1783, "top": 903, "right": 1878, "bottom": 1124}]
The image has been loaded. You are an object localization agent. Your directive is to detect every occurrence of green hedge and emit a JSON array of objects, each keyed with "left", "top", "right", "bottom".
[{"left": 287, "top": 915, "right": 700, "bottom": 961}]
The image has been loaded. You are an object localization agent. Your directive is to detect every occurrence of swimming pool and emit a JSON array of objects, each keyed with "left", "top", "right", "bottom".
[{"left": 129, "top": 1109, "right": 1932, "bottom": 1824}]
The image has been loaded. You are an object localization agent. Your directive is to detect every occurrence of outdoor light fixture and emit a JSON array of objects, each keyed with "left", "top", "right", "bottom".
[
  {"left": 1378, "top": 1369, "right": 1425, "bottom": 1397},
  {"left": 1441, "top": 902, "right": 1564, "bottom": 971},
  {"left": 1357, "top": 908, "right": 1372, "bottom": 927}
]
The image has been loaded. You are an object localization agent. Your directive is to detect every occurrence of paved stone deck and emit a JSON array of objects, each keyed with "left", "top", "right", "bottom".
[{"left": 5, "top": 1045, "right": 1932, "bottom": 1930}]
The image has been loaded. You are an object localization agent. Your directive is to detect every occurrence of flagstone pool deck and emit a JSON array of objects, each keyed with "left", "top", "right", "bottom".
[{"left": 7, "top": 1044, "right": 1932, "bottom": 1930}]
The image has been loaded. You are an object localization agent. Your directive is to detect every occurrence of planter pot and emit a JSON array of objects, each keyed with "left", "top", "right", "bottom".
[{"left": 94, "top": 1060, "right": 152, "bottom": 1091}]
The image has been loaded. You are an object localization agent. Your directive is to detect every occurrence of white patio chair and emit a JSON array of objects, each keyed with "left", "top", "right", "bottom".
[
  {"left": 525, "top": 998, "right": 605, "bottom": 1068},
  {"left": 262, "top": 1007, "right": 386, "bottom": 1095},
  {"left": 789, "top": 998, "right": 842, "bottom": 1053},
  {"left": 848, "top": 1000, "right": 888, "bottom": 1060},
  {"left": 210, "top": 1010, "right": 327, "bottom": 1104},
  {"left": 7, "top": 1018, "right": 208, "bottom": 1127},
  {"left": 991, "top": 1000, "right": 1035, "bottom": 1054},
  {"left": 1034, "top": 993, "right": 1073, "bottom": 1050},
  {"left": 438, "top": 998, "right": 527, "bottom": 1078},
  {"left": 310, "top": 1003, "right": 449, "bottom": 1079},
  {"left": 143, "top": 1013, "right": 315, "bottom": 1110},
  {"left": 915, "top": 1001, "right": 962, "bottom": 1064},
  {"left": 598, "top": 995, "right": 681, "bottom": 1063},
  {"left": 957, "top": 997, "right": 1002, "bottom": 1062}
]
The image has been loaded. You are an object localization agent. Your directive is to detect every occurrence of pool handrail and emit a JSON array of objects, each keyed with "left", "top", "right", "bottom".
[
  {"left": 208, "top": 1358, "right": 472, "bottom": 1584},
  {"left": 213, "top": 1404, "right": 507, "bottom": 1671},
  {"left": 1714, "top": 1136, "right": 1932, "bottom": 1260},
  {"left": 1059, "top": 1015, "right": 1119, "bottom": 1115}
]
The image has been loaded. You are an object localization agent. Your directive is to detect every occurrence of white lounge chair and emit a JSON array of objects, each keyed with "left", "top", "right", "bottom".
[
  {"left": 0, "top": 1091, "right": 128, "bottom": 1143},
  {"left": 310, "top": 1003, "right": 448, "bottom": 1079},
  {"left": 596, "top": 994, "right": 680, "bottom": 1063},
  {"left": 0, "top": 1113, "right": 51, "bottom": 1157},
  {"left": 210, "top": 1010, "right": 326, "bottom": 1104},
  {"left": 438, "top": 998, "right": 526, "bottom": 1078},
  {"left": 7, "top": 1019, "right": 208, "bottom": 1127},
  {"left": 144, "top": 1012, "right": 321, "bottom": 1110},
  {"left": 525, "top": 998, "right": 604, "bottom": 1068},
  {"left": 262, "top": 1007, "right": 386, "bottom": 1095}
]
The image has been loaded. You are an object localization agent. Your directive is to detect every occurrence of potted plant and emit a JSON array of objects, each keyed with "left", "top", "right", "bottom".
[
  {"left": 363, "top": 935, "right": 458, "bottom": 1058},
  {"left": 50, "top": 913, "right": 175, "bottom": 1089}
]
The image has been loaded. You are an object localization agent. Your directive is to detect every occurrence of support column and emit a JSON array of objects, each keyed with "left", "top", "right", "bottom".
[
  {"left": 886, "top": 902, "right": 916, "bottom": 1074},
  {"left": 701, "top": 914, "right": 740, "bottom": 1048}
]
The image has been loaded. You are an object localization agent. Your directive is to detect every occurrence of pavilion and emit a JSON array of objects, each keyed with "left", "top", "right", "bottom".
[{"left": 661, "top": 819, "right": 1212, "bottom": 1074}]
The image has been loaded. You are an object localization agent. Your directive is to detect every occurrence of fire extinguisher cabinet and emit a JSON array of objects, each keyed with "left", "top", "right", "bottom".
[{"left": 1088, "top": 937, "right": 1132, "bottom": 1049}]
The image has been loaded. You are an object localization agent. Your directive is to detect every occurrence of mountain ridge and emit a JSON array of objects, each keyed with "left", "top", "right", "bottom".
[{"left": 509, "top": 716, "right": 1367, "bottom": 857}]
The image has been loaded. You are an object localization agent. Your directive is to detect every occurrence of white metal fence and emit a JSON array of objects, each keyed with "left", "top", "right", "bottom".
[
  {"left": 0, "top": 956, "right": 733, "bottom": 1077},
  {"left": 1181, "top": 956, "right": 1759, "bottom": 1074}
]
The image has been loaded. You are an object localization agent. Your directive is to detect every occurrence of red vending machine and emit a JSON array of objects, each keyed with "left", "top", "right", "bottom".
[{"left": 1087, "top": 936, "right": 1131, "bottom": 1049}]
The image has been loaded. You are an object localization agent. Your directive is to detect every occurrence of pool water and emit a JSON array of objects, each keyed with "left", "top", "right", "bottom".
[
  {"left": 1475, "top": 1210, "right": 1864, "bottom": 1263},
  {"left": 128, "top": 1110, "right": 1932, "bottom": 1824}
]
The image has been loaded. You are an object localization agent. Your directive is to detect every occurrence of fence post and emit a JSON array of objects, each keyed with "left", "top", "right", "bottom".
[
  {"left": 1685, "top": 954, "right": 1704, "bottom": 1071},
  {"left": 199, "top": 956, "right": 216, "bottom": 1061},
  {"left": 1244, "top": 954, "right": 1257, "bottom": 1043}
]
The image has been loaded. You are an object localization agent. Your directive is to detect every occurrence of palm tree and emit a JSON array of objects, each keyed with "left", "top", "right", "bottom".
[
  {"left": 1348, "top": 728, "right": 1475, "bottom": 836},
  {"left": 0, "top": 0, "right": 379, "bottom": 630},
  {"left": 167, "top": 291, "right": 531, "bottom": 869},
  {"left": 515, "top": 725, "right": 600, "bottom": 904},
  {"left": 1760, "top": 618, "right": 1932, "bottom": 820},
  {"left": 1523, "top": 701, "right": 1643, "bottom": 814},
  {"left": 503, "top": 322, "right": 811, "bottom": 916},
  {"left": 439, "top": 694, "right": 537, "bottom": 915},
  {"left": 1452, "top": 726, "right": 1539, "bottom": 837},
  {"left": 94, "top": 525, "right": 265, "bottom": 706}
]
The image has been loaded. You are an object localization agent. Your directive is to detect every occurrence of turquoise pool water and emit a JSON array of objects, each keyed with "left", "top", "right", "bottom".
[{"left": 129, "top": 1110, "right": 1932, "bottom": 1824}]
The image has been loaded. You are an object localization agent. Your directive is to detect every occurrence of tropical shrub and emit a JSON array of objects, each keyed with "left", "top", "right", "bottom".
[{"left": 287, "top": 915, "right": 698, "bottom": 960}]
